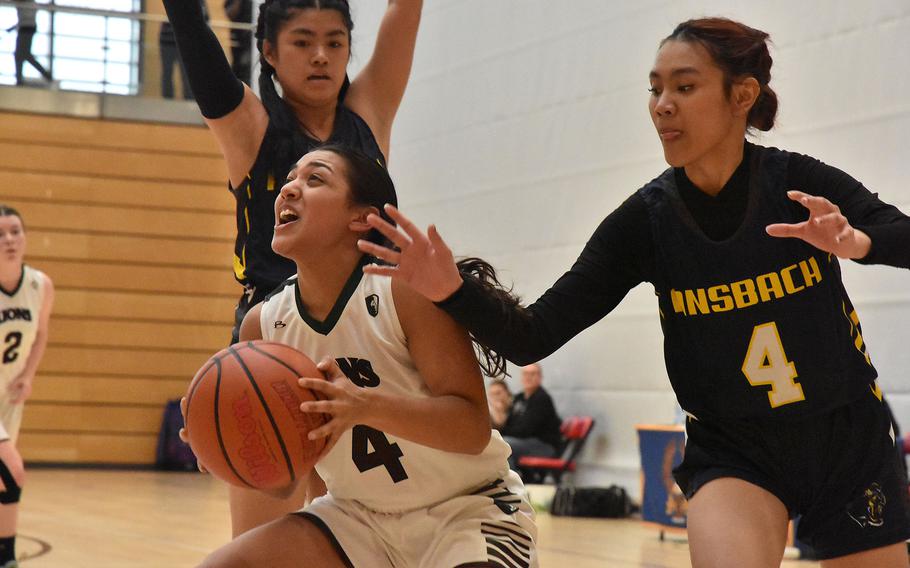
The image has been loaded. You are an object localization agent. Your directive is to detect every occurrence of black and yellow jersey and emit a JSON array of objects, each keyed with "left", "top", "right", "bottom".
[
  {"left": 641, "top": 145, "right": 876, "bottom": 420},
  {"left": 438, "top": 142, "right": 910, "bottom": 420},
  {"left": 230, "top": 106, "right": 385, "bottom": 294}
]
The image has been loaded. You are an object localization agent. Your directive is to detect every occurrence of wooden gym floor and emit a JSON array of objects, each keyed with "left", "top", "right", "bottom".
[{"left": 13, "top": 469, "right": 820, "bottom": 567}]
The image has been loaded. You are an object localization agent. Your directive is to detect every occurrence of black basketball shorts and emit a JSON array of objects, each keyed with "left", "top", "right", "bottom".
[{"left": 674, "top": 390, "right": 910, "bottom": 560}]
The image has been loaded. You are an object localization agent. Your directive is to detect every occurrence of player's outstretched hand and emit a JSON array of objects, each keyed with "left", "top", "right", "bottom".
[
  {"left": 298, "top": 357, "right": 372, "bottom": 459},
  {"left": 356, "top": 204, "right": 464, "bottom": 303},
  {"left": 178, "top": 396, "right": 207, "bottom": 473},
  {"left": 766, "top": 190, "right": 871, "bottom": 259}
]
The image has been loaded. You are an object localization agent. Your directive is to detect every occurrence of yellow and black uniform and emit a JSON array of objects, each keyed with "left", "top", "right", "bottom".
[
  {"left": 640, "top": 144, "right": 908, "bottom": 559},
  {"left": 437, "top": 142, "right": 910, "bottom": 559},
  {"left": 160, "top": 0, "right": 386, "bottom": 344},
  {"left": 641, "top": 145, "right": 875, "bottom": 420},
  {"left": 230, "top": 112, "right": 384, "bottom": 343}
]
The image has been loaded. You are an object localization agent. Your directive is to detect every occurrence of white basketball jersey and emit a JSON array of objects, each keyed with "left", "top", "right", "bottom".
[
  {"left": 261, "top": 268, "right": 512, "bottom": 513},
  {"left": 0, "top": 266, "right": 45, "bottom": 386}
]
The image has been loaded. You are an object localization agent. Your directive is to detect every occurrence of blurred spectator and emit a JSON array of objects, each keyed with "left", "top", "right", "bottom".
[
  {"left": 9, "top": 0, "right": 52, "bottom": 85},
  {"left": 500, "top": 363, "right": 563, "bottom": 471},
  {"left": 223, "top": 0, "right": 252, "bottom": 83},
  {"left": 487, "top": 378, "right": 512, "bottom": 431}
]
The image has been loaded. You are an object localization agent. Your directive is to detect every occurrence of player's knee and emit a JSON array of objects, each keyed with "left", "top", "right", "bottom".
[
  {"left": 0, "top": 455, "right": 24, "bottom": 505},
  {"left": 3, "top": 458, "right": 24, "bottom": 487},
  {"left": 0, "top": 485, "right": 21, "bottom": 505},
  {"left": 11, "top": 466, "right": 25, "bottom": 489}
]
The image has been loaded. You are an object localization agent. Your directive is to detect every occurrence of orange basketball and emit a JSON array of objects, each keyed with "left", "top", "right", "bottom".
[{"left": 184, "top": 340, "right": 327, "bottom": 489}]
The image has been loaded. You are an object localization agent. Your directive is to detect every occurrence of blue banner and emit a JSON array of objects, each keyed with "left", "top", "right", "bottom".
[{"left": 637, "top": 426, "right": 687, "bottom": 528}]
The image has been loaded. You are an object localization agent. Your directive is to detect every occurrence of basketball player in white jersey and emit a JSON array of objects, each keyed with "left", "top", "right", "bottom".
[
  {"left": 196, "top": 146, "right": 537, "bottom": 568},
  {"left": 0, "top": 206, "right": 54, "bottom": 568}
]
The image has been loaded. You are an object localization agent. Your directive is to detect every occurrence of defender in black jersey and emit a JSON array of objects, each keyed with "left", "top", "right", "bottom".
[
  {"left": 161, "top": 0, "right": 421, "bottom": 345},
  {"left": 230, "top": 106, "right": 385, "bottom": 345},
  {"left": 641, "top": 144, "right": 877, "bottom": 422},
  {"left": 161, "top": 0, "right": 422, "bottom": 538},
  {"left": 360, "top": 18, "right": 910, "bottom": 568}
]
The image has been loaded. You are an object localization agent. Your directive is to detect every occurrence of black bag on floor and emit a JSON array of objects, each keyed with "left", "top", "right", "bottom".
[
  {"left": 550, "top": 485, "right": 633, "bottom": 518},
  {"left": 155, "top": 399, "right": 198, "bottom": 471}
]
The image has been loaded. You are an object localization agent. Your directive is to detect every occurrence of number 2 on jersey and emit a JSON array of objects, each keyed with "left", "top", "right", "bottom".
[
  {"left": 351, "top": 425, "right": 408, "bottom": 483},
  {"left": 741, "top": 322, "right": 805, "bottom": 408},
  {"left": 2, "top": 332, "right": 22, "bottom": 364}
]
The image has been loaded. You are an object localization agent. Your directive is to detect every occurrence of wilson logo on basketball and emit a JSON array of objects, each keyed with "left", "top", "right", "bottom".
[
  {"left": 231, "top": 392, "right": 281, "bottom": 486},
  {"left": 270, "top": 380, "right": 322, "bottom": 458}
]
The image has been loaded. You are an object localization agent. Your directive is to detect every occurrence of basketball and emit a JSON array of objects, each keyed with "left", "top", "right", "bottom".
[{"left": 184, "top": 340, "right": 327, "bottom": 489}]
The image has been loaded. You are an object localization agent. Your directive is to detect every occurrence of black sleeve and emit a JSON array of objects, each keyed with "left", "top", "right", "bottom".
[
  {"left": 162, "top": 0, "right": 245, "bottom": 118},
  {"left": 787, "top": 154, "right": 910, "bottom": 269},
  {"left": 436, "top": 193, "right": 654, "bottom": 365}
]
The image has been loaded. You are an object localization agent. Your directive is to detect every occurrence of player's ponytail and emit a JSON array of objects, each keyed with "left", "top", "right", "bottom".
[{"left": 455, "top": 257, "right": 520, "bottom": 378}]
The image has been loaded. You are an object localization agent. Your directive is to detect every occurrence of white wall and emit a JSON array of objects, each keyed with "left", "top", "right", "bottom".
[{"left": 349, "top": 0, "right": 910, "bottom": 500}]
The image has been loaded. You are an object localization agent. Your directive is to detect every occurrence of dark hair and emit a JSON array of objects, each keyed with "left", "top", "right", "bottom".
[
  {"left": 663, "top": 17, "right": 778, "bottom": 131},
  {"left": 311, "top": 143, "right": 396, "bottom": 247},
  {"left": 456, "top": 258, "right": 522, "bottom": 379},
  {"left": 0, "top": 205, "right": 24, "bottom": 230},
  {"left": 310, "top": 144, "right": 515, "bottom": 378},
  {"left": 256, "top": 0, "right": 354, "bottom": 169}
]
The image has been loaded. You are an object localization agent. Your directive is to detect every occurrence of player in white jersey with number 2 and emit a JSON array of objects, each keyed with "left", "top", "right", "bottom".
[
  {"left": 198, "top": 146, "right": 537, "bottom": 568},
  {"left": 0, "top": 206, "right": 54, "bottom": 568}
]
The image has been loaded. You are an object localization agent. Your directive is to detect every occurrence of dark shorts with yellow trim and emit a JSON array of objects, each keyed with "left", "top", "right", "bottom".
[{"left": 674, "top": 391, "right": 910, "bottom": 560}]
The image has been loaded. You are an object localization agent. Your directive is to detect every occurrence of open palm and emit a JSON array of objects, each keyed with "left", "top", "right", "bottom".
[
  {"left": 766, "top": 190, "right": 871, "bottom": 259},
  {"left": 357, "top": 204, "right": 464, "bottom": 302}
]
